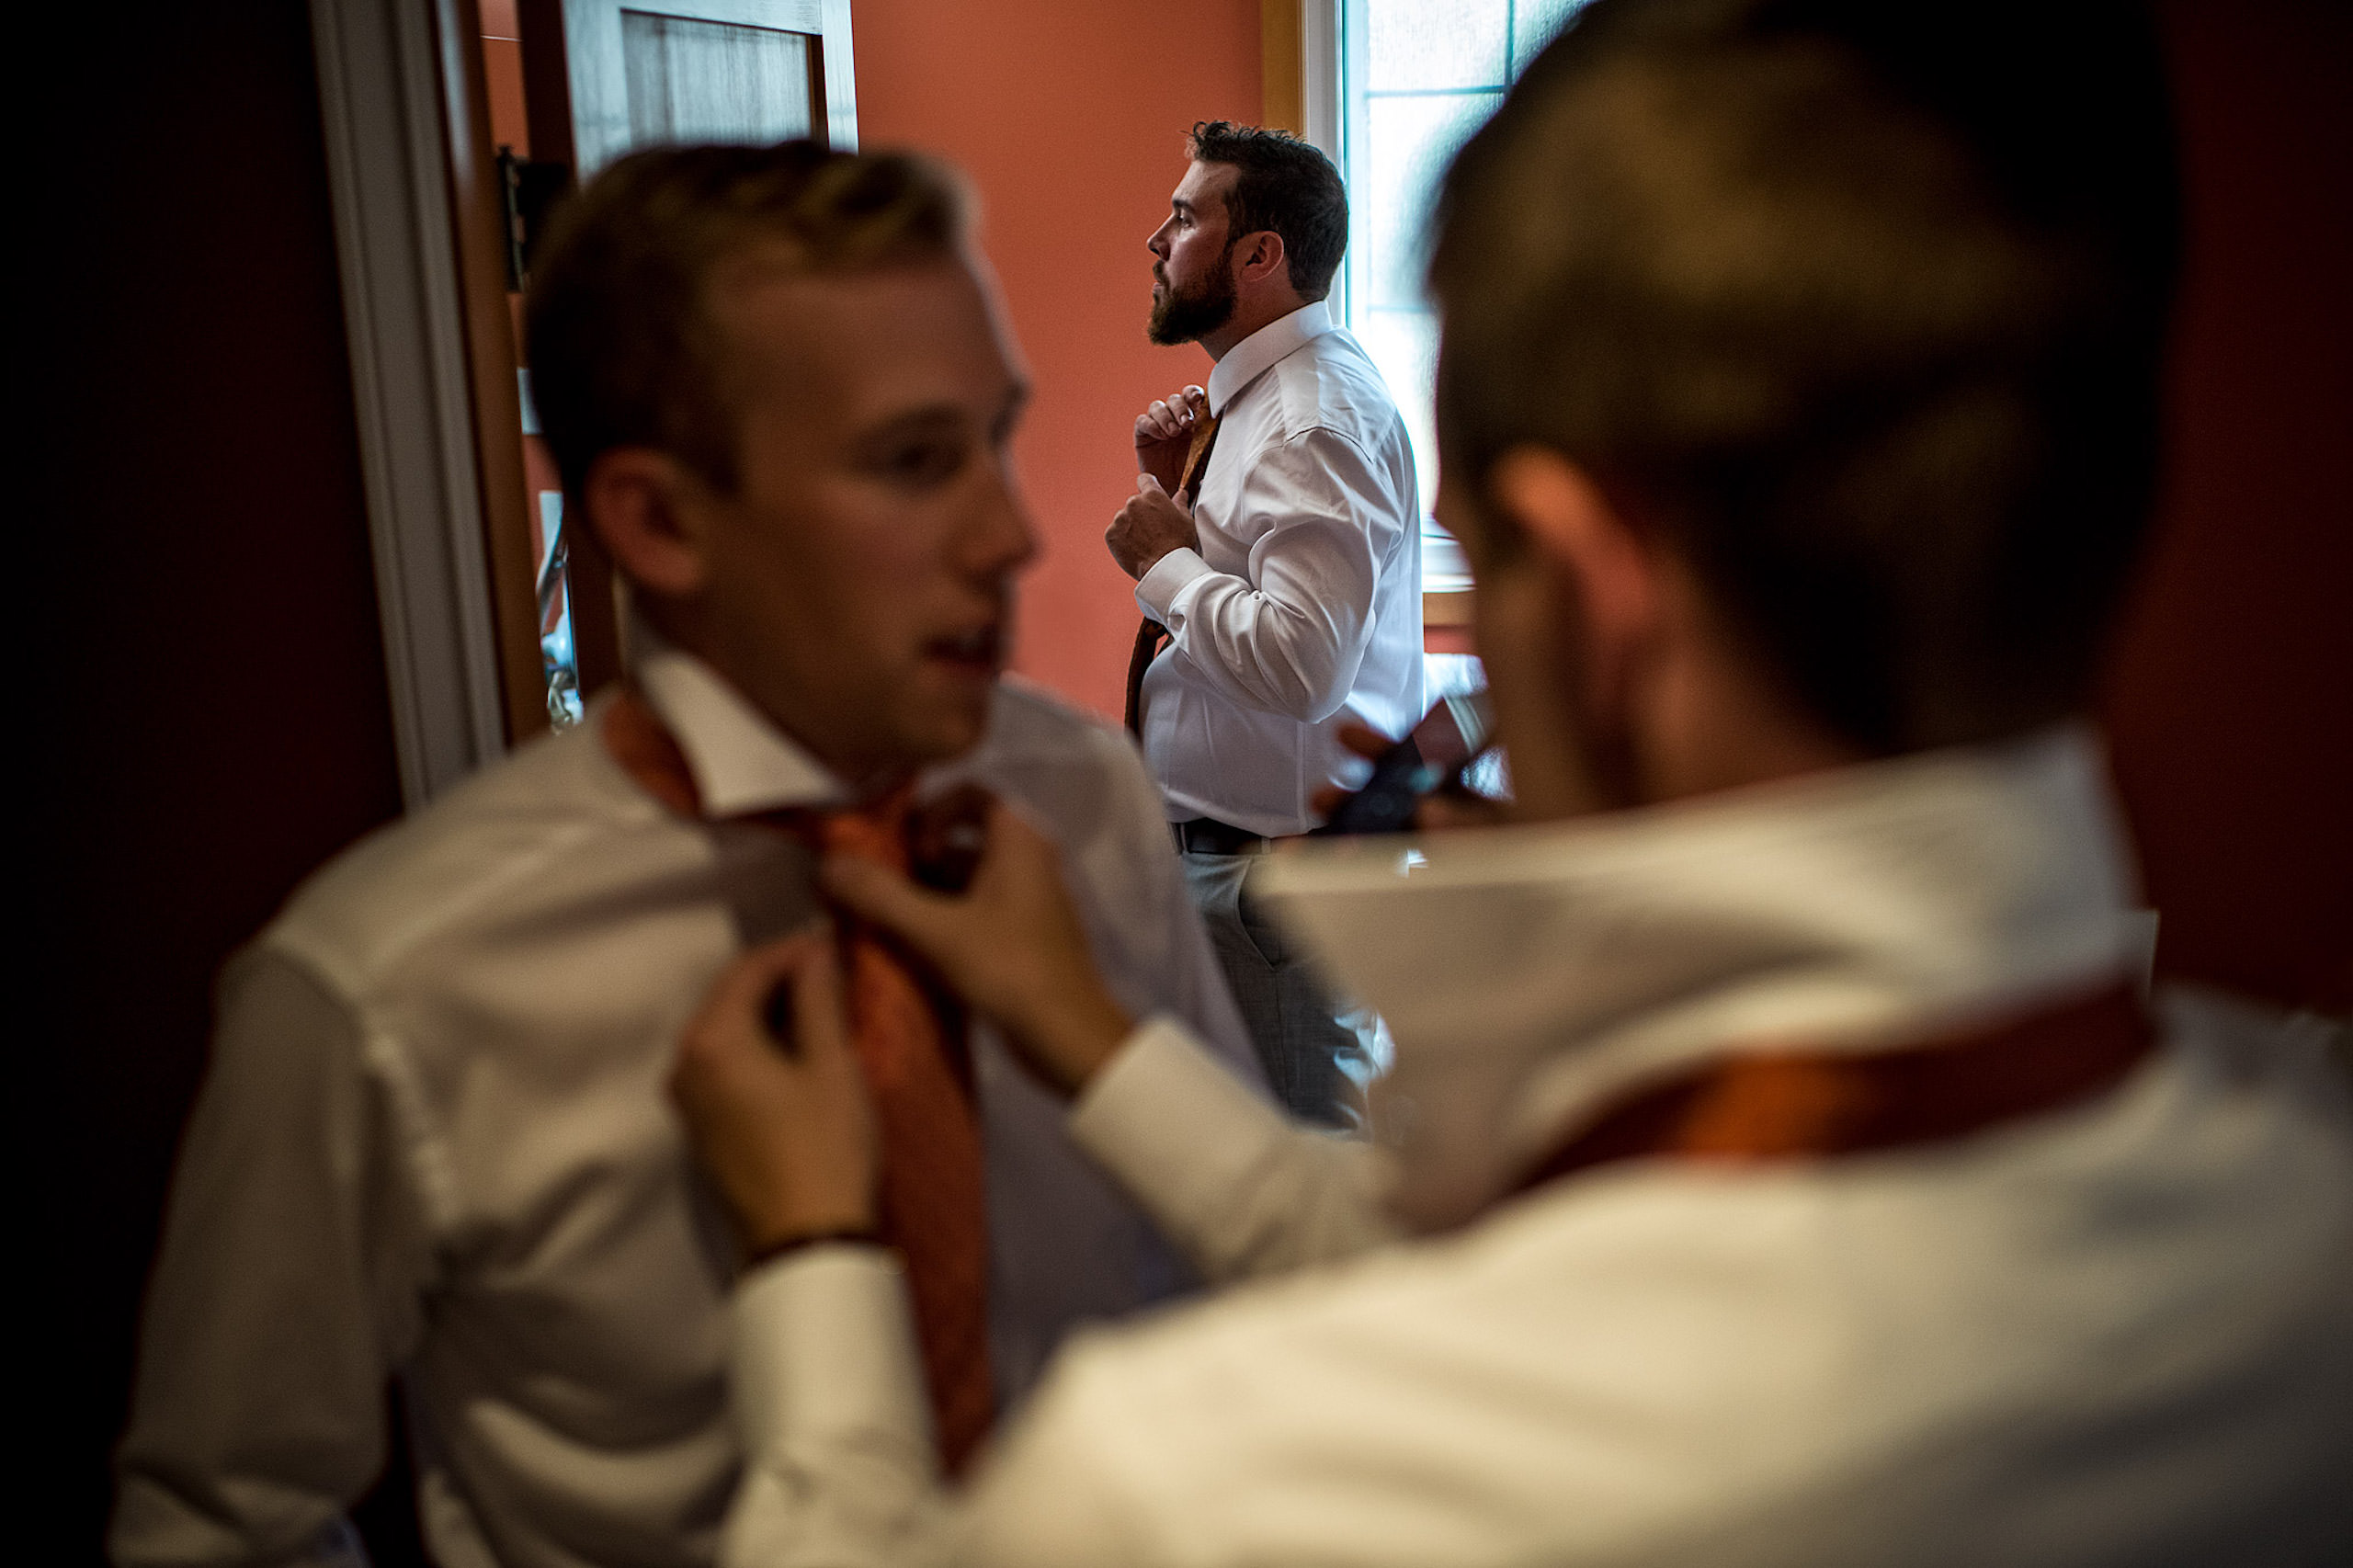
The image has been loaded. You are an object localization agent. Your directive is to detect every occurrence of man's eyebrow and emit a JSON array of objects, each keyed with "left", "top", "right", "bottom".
[
  {"left": 854, "top": 403, "right": 965, "bottom": 445},
  {"left": 853, "top": 385, "right": 1029, "bottom": 447},
  {"left": 1171, "top": 198, "right": 1195, "bottom": 219}
]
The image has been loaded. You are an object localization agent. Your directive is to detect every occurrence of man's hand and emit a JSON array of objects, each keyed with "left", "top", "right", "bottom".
[
  {"left": 669, "top": 934, "right": 879, "bottom": 1258},
  {"left": 1107, "top": 472, "right": 1201, "bottom": 581},
  {"left": 1133, "top": 384, "right": 1208, "bottom": 494},
  {"left": 1307, "top": 722, "right": 1513, "bottom": 833},
  {"left": 821, "top": 802, "right": 1135, "bottom": 1097}
]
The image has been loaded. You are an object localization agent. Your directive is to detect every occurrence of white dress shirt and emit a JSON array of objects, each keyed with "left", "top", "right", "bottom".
[
  {"left": 109, "top": 651, "right": 1261, "bottom": 1568},
  {"left": 722, "top": 729, "right": 2353, "bottom": 1567},
  {"left": 1134, "top": 301, "right": 1426, "bottom": 837}
]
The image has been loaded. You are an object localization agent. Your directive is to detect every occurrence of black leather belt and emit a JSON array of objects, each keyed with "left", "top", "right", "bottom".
[{"left": 1171, "top": 816, "right": 1273, "bottom": 856}]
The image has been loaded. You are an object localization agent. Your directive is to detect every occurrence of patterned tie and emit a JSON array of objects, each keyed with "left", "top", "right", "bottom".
[
  {"left": 1124, "top": 409, "right": 1221, "bottom": 737},
  {"left": 602, "top": 692, "right": 995, "bottom": 1473},
  {"left": 784, "top": 789, "right": 995, "bottom": 1475}
]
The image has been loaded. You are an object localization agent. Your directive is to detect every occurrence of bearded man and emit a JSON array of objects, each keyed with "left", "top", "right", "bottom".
[{"left": 1110, "top": 121, "right": 1426, "bottom": 1127}]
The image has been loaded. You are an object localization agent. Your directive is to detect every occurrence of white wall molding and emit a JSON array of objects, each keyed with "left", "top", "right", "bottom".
[
  {"left": 1302, "top": 0, "right": 1341, "bottom": 167},
  {"left": 310, "top": 0, "right": 508, "bottom": 810}
]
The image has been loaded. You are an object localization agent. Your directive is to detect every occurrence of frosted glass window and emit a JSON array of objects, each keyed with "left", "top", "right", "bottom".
[
  {"left": 1368, "top": 0, "right": 1507, "bottom": 92},
  {"left": 1357, "top": 308, "right": 1442, "bottom": 538},
  {"left": 1339, "top": 0, "right": 1593, "bottom": 555},
  {"left": 621, "top": 12, "right": 813, "bottom": 148},
  {"left": 1363, "top": 91, "right": 1498, "bottom": 307}
]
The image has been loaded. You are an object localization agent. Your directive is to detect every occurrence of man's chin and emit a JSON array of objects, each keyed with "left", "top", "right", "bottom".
[
  {"left": 897, "top": 677, "right": 998, "bottom": 767},
  {"left": 1146, "top": 307, "right": 1192, "bottom": 347},
  {"left": 1148, "top": 290, "right": 1231, "bottom": 347}
]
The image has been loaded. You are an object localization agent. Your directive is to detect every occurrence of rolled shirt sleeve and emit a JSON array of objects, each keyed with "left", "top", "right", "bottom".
[{"left": 1138, "top": 428, "right": 1398, "bottom": 725}]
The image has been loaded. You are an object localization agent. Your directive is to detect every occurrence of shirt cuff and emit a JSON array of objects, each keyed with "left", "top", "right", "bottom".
[
  {"left": 1068, "top": 1015, "right": 1294, "bottom": 1212},
  {"left": 1134, "top": 548, "right": 1211, "bottom": 623},
  {"left": 733, "top": 1243, "right": 934, "bottom": 1465}
]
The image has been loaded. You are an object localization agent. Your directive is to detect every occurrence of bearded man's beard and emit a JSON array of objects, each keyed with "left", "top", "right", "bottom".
[{"left": 1148, "top": 244, "right": 1240, "bottom": 345}]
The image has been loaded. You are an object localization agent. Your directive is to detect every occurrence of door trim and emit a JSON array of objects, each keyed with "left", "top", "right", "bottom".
[{"left": 310, "top": 0, "right": 510, "bottom": 809}]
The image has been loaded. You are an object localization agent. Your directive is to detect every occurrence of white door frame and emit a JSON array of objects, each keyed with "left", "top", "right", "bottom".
[{"left": 310, "top": 0, "right": 509, "bottom": 810}]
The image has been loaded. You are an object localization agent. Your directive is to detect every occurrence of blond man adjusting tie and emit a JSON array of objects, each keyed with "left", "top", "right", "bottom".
[{"left": 110, "top": 143, "right": 1261, "bottom": 1568}]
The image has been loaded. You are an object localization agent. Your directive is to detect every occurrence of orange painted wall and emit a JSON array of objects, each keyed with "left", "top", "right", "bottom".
[
  {"left": 852, "top": 0, "right": 2347, "bottom": 1007},
  {"left": 853, "top": 0, "right": 1263, "bottom": 721}
]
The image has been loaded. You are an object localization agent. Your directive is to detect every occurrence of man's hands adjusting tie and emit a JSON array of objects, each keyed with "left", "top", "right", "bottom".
[
  {"left": 1110, "top": 385, "right": 1215, "bottom": 581},
  {"left": 1119, "top": 386, "right": 1220, "bottom": 734}
]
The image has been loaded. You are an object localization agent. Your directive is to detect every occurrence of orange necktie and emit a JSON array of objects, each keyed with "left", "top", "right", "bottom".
[
  {"left": 790, "top": 790, "right": 994, "bottom": 1474},
  {"left": 1124, "top": 409, "right": 1221, "bottom": 736},
  {"left": 603, "top": 692, "right": 995, "bottom": 1473},
  {"left": 1507, "top": 981, "right": 2154, "bottom": 1199}
]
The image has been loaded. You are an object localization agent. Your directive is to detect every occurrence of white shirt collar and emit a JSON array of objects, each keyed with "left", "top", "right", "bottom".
[
  {"left": 1254, "top": 727, "right": 2150, "bottom": 1227},
  {"left": 631, "top": 620, "right": 849, "bottom": 815},
  {"left": 1204, "top": 300, "right": 1335, "bottom": 416}
]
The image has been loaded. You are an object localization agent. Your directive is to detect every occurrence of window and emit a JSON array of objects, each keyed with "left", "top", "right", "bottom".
[{"left": 1329, "top": 0, "right": 1590, "bottom": 590}]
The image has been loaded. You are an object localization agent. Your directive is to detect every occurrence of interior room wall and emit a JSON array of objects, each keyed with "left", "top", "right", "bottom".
[
  {"left": 2106, "top": 0, "right": 2353, "bottom": 1012},
  {"left": 853, "top": 0, "right": 1266, "bottom": 722}
]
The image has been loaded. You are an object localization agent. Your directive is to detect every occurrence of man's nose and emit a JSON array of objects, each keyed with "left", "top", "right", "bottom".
[
  {"left": 963, "top": 460, "right": 1040, "bottom": 578},
  {"left": 1146, "top": 221, "right": 1172, "bottom": 257}
]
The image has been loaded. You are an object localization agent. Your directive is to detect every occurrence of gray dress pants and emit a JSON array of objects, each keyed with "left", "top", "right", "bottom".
[{"left": 1180, "top": 848, "right": 1374, "bottom": 1129}]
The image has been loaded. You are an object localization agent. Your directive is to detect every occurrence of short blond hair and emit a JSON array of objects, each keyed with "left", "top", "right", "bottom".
[{"left": 526, "top": 140, "right": 969, "bottom": 503}]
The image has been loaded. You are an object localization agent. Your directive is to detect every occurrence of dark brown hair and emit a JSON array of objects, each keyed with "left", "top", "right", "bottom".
[
  {"left": 525, "top": 140, "right": 968, "bottom": 504},
  {"left": 1430, "top": 0, "right": 2180, "bottom": 752},
  {"left": 1188, "top": 120, "right": 1348, "bottom": 300}
]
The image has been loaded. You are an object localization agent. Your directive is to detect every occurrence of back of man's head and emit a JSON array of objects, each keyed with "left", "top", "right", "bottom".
[
  {"left": 527, "top": 140, "right": 968, "bottom": 516},
  {"left": 1188, "top": 120, "right": 1349, "bottom": 301},
  {"left": 1431, "top": 0, "right": 2179, "bottom": 754}
]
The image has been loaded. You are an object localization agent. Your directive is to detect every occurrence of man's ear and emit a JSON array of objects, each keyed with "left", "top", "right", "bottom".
[
  {"left": 1233, "top": 230, "right": 1289, "bottom": 289},
  {"left": 1484, "top": 448, "right": 1662, "bottom": 700},
  {"left": 582, "top": 448, "right": 713, "bottom": 600}
]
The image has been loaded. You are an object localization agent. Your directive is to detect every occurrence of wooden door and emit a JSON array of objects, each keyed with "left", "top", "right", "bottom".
[{"left": 538, "top": 0, "right": 858, "bottom": 176}]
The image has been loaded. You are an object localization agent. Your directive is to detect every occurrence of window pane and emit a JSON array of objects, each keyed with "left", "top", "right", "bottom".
[
  {"left": 1368, "top": 0, "right": 1507, "bottom": 91},
  {"left": 1358, "top": 308, "right": 1440, "bottom": 520},
  {"left": 621, "top": 11, "right": 813, "bottom": 149},
  {"left": 1363, "top": 90, "right": 1499, "bottom": 308},
  {"left": 1341, "top": 0, "right": 1600, "bottom": 540}
]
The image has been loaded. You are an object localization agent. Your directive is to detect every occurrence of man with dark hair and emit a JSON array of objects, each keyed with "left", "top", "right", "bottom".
[
  {"left": 1112, "top": 119, "right": 1424, "bottom": 1127},
  {"left": 109, "top": 141, "right": 1260, "bottom": 1568},
  {"left": 1142, "top": 121, "right": 1348, "bottom": 342},
  {"left": 669, "top": 5, "right": 2351, "bottom": 1564}
]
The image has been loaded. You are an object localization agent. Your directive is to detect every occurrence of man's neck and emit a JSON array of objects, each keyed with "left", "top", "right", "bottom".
[
  {"left": 1199, "top": 290, "right": 1308, "bottom": 361},
  {"left": 631, "top": 605, "right": 922, "bottom": 805}
]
